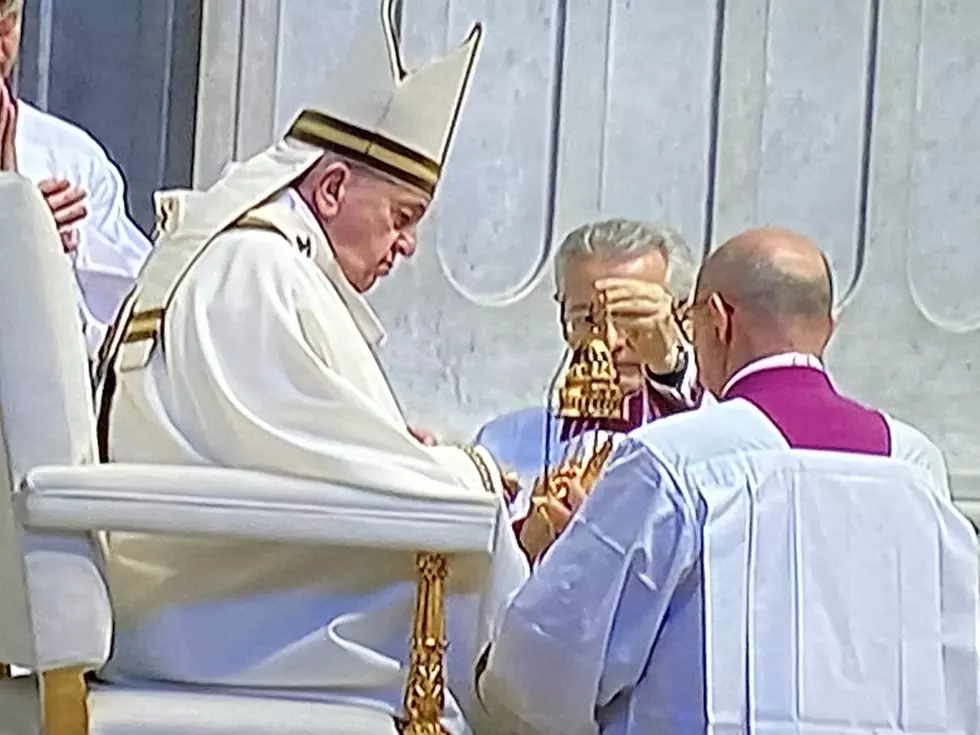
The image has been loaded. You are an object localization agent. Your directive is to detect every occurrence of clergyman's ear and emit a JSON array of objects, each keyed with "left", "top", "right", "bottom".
[
  {"left": 312, "top": 161, "right": 353, "bottom": 220},
  {"left": 707, "top": 292, "right": 731, "bottom": 342}
]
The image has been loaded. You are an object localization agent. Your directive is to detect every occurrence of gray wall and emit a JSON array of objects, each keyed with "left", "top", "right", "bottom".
[
  {"left": 197, "top": 0, "right": 980, "bottom": 503},
  {"left": 16, "top": 0, "right": 202, "bottom": 233}
]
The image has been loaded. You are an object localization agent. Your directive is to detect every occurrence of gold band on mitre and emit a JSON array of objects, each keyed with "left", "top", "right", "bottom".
[{"left": 287, "top": 110, "right": 441, "bottom": 196}]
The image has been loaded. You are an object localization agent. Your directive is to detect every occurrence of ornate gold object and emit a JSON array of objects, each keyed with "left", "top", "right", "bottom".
[
  {"left": 400, "top": 552, "right": 449, "bottom": 735},
  {"left": 556, "top": 291, "right": 624, "bottom": 421},
  {"left": 579, "top": 435, "right": 615, "bottom": 492},
  {"left": 41, "top": 666, "right": 89, "bottom": 735},
  {"left": 532, "top": 460, "right": 580, "bottom": 507},
  {"left": 538, "top": 291, "right": 625, "bottom": 504}
]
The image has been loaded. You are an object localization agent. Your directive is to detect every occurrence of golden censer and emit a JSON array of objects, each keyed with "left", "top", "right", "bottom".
[{"left": 537, "top": 291, "right": 625, "bottom": 504}]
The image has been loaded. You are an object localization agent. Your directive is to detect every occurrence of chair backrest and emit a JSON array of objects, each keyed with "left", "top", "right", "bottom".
[{"left": 0, "top": 173, "right": 97, "bottom": 665}]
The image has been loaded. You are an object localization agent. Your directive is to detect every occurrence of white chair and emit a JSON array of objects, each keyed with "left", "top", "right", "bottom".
[{"left": 0, "top": 173, "right": 495, "bottom": 734}]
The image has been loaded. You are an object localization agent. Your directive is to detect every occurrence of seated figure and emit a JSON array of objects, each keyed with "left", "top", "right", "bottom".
[{"left": 93, "top": 3, "right": 527, "bottom": 733}]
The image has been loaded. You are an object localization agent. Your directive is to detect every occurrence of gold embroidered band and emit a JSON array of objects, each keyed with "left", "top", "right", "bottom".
[{"left": 287, "top": 110, "right": 440, "bottom": 196}]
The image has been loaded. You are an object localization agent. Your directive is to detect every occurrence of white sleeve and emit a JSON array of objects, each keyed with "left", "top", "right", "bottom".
[
  {"left": 162, "top": 229, "right": 492, "bottom": 501},
  {"left": 886, "top": 416, "right": 951, "bottom": 499},
  {"left": 72, "top": 152, "right": 152, "bottom": 336},
  {"left": 477, "top": 438, "right": 700, "bottom": 734}
]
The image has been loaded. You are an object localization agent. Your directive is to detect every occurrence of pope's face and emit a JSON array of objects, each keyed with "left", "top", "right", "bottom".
[
  {"left": 0, "top": 6, "right": 21, "bottom": 80},
  {"left": 558, "top": 250, "right": 668, "bottom": 394},
  {"left": 326, "top": 171, "right": 429, "bottom": 292}
]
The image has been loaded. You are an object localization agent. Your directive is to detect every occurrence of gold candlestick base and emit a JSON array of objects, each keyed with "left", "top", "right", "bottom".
[{"left": 399, "top": 552, "right": 449, "bottom": 735}]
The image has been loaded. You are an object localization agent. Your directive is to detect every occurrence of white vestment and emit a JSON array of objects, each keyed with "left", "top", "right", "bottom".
[
  {"left": 100, "top": 190, "right": 528, "bottom": 733},
  {"left": 16, "top": 101, "right": 153, "bottom": 355},
  {"left": 478, "top": 374, "right": 979, "bottom": 734}
]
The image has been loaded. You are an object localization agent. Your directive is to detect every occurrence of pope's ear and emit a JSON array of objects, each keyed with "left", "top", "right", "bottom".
[{"left": 313, "top": 161, "right": 353, "bottom": 219}]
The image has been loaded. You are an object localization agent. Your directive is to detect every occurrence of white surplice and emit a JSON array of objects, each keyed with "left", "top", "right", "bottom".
[
  {"left": 477, "top": 375, "right": 979, "bottom": 734},
  {"left": 100, "top": 186, "right": 529, "bottom": 734},
  {"left": 16, "top": 101, "right": 153, "bottom": 355}
]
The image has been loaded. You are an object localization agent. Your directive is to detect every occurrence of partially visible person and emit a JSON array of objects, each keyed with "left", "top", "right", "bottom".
[
  {"left": 475, "top": 219, "right": 699, "bottom": 557},
  {"left": 476, "top": 226, "right": 979, "bottom": 734},
  {"left": 0, "top": 0, "right": 152, "bottom": 356}
]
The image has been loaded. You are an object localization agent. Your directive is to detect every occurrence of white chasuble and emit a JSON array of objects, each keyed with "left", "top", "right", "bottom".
[{"left": 100, "top": 194, "right": 528, "bottom": 734}]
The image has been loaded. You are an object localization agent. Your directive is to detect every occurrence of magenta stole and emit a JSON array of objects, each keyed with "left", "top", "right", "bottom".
[{"left": 724, "top": 365, "right": 891, "bottom": 456}]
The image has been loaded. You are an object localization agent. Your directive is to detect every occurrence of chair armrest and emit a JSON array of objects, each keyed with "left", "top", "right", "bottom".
[{"left": 16, "top": 464, "right": 498, "bottom": 553}]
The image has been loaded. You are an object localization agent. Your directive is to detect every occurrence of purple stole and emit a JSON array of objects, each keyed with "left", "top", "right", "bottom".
[{"left": 724, "top": 366, "right": 891, "bottom": 456}]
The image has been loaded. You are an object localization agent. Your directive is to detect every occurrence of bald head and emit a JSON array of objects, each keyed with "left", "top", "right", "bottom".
[
  {"left": 689, "top": 227, "right": 834, "bottom": 394},
  {"left": 697, "top": 227, "right": 833, "bottom": 324}
]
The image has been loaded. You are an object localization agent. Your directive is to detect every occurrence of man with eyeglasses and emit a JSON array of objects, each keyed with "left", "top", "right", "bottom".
[
  {"left": 474, "top": 219, "right": 702, "bottom": 559},
  {"left": 476, "top": 225, "right": 978, "bottom": 734}
]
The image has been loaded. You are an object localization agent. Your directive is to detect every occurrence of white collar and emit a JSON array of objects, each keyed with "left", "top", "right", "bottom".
[
  {"left": 274, "top": 190, "right": 386, "bottom": 346},
  {"left": 721, "top": 351, "right": 823, "bottom": 397}
]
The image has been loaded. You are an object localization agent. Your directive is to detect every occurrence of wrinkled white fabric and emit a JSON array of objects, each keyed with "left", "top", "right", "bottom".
[
  {"left": 16, "top": 101, "right": 152, "bottom": 356},
  {"left": 102, "top": 195, "right": 528, "bottom": 734},
  {"left": 479, "top": 397, "right": 979, "bottom": 734}
]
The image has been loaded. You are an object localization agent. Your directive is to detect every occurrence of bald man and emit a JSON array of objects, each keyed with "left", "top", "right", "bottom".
[{"left": 475, "top": 227, "right": 980, "bottom": 734}]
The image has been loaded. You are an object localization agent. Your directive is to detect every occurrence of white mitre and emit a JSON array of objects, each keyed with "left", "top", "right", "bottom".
[
  {"left": 105, "top": 0, "right": 483, "bottom": 378},
  {"left": 285, "top": 0, "right": 482, "bottom": 198},
  {"left": 152, "top": 0, "right": 481, "bottom": 244}
]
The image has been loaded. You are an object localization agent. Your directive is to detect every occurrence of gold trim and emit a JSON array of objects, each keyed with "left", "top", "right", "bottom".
[
  {"left": 41, "top": 666, "right": 89, "bottom": 735},
  {"left": 455, "top": 444, "right": 494, "bottom": 495},
  {"left": 289, "top": 112, "right": 439, "bottom": 192},
  {"left": 399, "top": 552, "right": 449, "bottom": 735},
  {"left": 235, "top": 215, "right": 282, "bottom": 234},
  {"left": 0, "top": 663, "right": 10, "bottom": 679},
  {"left": 116, "top": 214, "right": 286, "bottom": 351},
  {"left": 123, "top": 308, "right": 164, "bottom": 344}
]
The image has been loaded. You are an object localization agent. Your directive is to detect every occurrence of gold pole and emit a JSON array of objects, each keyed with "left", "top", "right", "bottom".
[
  {"left": 399, "top": 552, "right": 449, "bottom": 735},
  {"left": 41, "top": 666, "right": 89, "bottom": 735}
]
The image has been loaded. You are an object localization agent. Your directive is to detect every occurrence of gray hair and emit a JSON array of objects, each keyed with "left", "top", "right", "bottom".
[
  {"left": 554, "top": 218, "right": 696, "bottom": 302},
  {"left": 1, "top": 0, "right": 22, "bottom": 14}
]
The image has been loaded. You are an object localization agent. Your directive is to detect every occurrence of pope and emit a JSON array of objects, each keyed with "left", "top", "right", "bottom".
[{"left": 94, "top": 3, "right": 527, "bottom": 733}]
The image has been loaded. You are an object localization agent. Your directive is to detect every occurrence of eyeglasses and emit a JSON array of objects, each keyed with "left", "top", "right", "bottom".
[
  {"left": 556, "top": 296, "right": 606, "bottom": 344},
  {"left": 676, "top": 294, "right": 738, "bottom": 341}
]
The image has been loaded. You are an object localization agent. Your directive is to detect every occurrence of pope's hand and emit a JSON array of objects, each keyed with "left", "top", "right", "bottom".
[
  {"left": 38, "top": 178, "right": 88, "bottom": 253},
  {"left": 408, "top": 425, "right": 437, "bottom": 446},
  {"left": 520, "top": 473, "right": 587, "bottom": 561},
  {"left": 0, "top": 79, "right": 16, "bottom": 172},
  {"left": 597, "top": 277, "right": 685, "bottom": 374}
]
